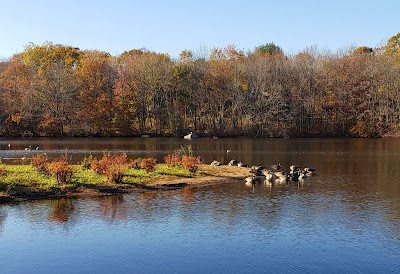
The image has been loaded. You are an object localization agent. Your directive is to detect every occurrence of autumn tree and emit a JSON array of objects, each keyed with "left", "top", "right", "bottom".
[
  {"left": 75, "top": 50, "right": 115, "bottom": 135},
  {"left": 0, "top": 57, "right": 40, "bottom": 135},
  {"left": 20, "top": 42, "right": 81, "bottom": 136},
  {"left": 114, "top": 49, "right": 173, "bottom": 134}
]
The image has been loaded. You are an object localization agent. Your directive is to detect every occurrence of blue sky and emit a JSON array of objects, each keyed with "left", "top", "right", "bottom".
[{"left": 0, "top": 0, "right": 399, "bottom": 59}]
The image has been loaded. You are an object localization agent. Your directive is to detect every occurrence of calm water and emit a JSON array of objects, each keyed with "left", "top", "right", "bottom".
[{"left": 0, "top": 138, "right": 400, "bottom": 273}]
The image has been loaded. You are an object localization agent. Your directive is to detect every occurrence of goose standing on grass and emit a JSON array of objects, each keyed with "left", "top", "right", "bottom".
[
  {"left": 271, "top": 163, "right": 281, "bottom": 170},
  {"left": 210, "top": 160, "right": 221, "bottom": 166},
  {"left": 228, "top": 159, "right": 240, "bottom": 166}
]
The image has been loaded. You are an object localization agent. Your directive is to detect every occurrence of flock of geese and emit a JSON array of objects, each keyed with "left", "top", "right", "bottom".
[
  {"left": 211, "top": 159, "right": 316, "bottom": 188},
  {"left": 244, "top": 163, "right": 316, "bottom": 187}
]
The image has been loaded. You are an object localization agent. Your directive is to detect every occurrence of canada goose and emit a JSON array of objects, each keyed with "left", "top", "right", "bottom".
[
  {"left": 226, "top": 149, "right": 231, "bottom": 153},
  {"left": 287, "top": 171, "right": 298, "bottom": 182},
  {"left": 210, "top": 160, "right": 221, "bottom": 166},
  {"left": 303, "top": 167, "right": 316, "bottom": 176},
  {"left": 298, "top": 172, "right": 306, "bottom": 182},
  {"left": 237, "top": 162, "right": 248, "bottom": 167},
  {"left": 184, "top": 132, "right": 199, "bottom": 139},
  {"left": 228, "top": 160, "right": 240, "bottom": 166},
  {"left": 297, "top": 173, "right": 306, "bottom": 188},
  {"left": 249, "top": 166, "right": 264, "bottom": 176},
  {"left": 271, "top": 163, "right": 281, "bottom": 170},
  {"left": 290, "top": 165, "right": 301, "bottom": 174},
  {"left": 35, "top": 146, "right": 40, "bottom": 150},
  {"left": 275, "top": 176, "right": 287, "bottom": 184},
  {"left": 263, "top": 170, "right": 276, "bottom": 182},
  {"left": 274, "top": 170, "right": 285, "bottom": 178}
]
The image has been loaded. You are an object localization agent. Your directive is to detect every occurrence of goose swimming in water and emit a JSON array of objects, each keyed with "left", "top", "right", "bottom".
[
  {"left": 303, "top": 167, "right": 316, "bottom": 176},
  {"left": 290, "top": 165, "right": 301, "bottom": 175},
  {"left": 263, "top": 170, "right": 276, "bottom": 182}
]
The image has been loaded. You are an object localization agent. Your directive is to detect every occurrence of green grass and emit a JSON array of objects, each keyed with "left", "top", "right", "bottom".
[
  {"left": 123, "top": 164, "right": 192, "bottom": 185},
  {"left": 0, "top": 165, "right": 57, "bottom": 191},
  {"left": 0, "top": 163, "right": 195, "bottom": 195}
]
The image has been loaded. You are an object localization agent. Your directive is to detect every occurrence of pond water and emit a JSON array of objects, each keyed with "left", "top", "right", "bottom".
[{"left": 0, "top": 138, "right": 400, "bottom": 273}]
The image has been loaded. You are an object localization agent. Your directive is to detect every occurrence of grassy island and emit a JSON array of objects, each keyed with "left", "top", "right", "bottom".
[{"left": 0, "top": 153, "right": 249, "bottom": 204}]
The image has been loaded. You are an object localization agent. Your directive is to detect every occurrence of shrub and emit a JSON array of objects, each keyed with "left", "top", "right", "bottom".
[
  {"left": 31, "top": 153, "right": 48, "bottom": 174},
  {"left": 181, "top": 156, "right": 201, "bottom": 174},
  {"left": 0, "top": 160, "right": 6, "bottom": 177},
  {"left": 132, "top": 157, "right": 142, "bottom": 169},
  {"left": 81, "top": 154, "right": 94, "bottom": 170},
  {"left": 112, "top": 153, "right": 132, "bottom": 166},
  {"left": 164, "top": 153, "right": 182, "bottom": 167},
  {"left": 47, "top": 159, "right": 73, "bottom": 184},
  {"left": 140, "top": 158, "right": 157, "bottom": 173},
  {"left": 90, "top": 153, "right": 131, "bottom": 183},
  {"left": 105, "top": 164, "right": 127, "bottom": 184},
  {"left": 90, "top": 156, "right": 107, "bottom": 175}
]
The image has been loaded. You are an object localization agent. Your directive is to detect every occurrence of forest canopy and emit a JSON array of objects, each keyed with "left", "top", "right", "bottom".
[{"left": 1, "top": 34, "right": 400, "bottom": 138}]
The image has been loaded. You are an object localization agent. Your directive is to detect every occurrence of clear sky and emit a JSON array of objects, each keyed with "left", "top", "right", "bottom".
[{"left": 0, "top": 0, "right": 399, "bottom": 59}]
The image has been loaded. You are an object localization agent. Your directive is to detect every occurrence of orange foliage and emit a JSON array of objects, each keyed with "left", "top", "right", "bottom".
[
  {"left": 164, "top": 153, "right": 182, "bottom": 167},
  {"left": 31, "top": 153, "right": 48, "bottom": 173},
  {"left": 0, "top": 160, "right": 6, "bottom": 177},
  {"left": 90, "top": 153, "right": 131, "bottom": 183},
  {"left": 181, "top": 156, "right": 201, "bottom": 174},
  {"left": 47, "top": 159, "right": 73, "bottom": 184},
  {"left": 140, "top": 158, "right": 157, "bottom": 173}
]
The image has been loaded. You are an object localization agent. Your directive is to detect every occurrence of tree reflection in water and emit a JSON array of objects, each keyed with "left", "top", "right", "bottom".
[
  {"left": 48, "top": 199, "right": 75, "bottom": 224},
  {"left": 98, "top": 195, "right": 127, "bottom": 222}
]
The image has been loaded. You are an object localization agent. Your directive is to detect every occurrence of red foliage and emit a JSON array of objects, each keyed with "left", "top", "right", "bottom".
[
  {"left": 90, "top": 153, "right": 131, "bottom": 183},
  {"left": 181, "top": 156, "right": 201, "bottom": 173},
  {"left": 164, "top": 153, "right": 182, "bottom": 167},
  {"left": 47, "top": 159, "right": 73, "bottom": 184},
  {"left": 31, "top": 153, "right": 48, "bottom": 174},
  {"left": 140, "top": 158, "right": 157, "bottom": 173}
]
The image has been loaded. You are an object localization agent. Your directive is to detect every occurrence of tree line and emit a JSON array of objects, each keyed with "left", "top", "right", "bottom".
[{"left": 1, "top": 33, "right": 400, "bottom": 138}]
